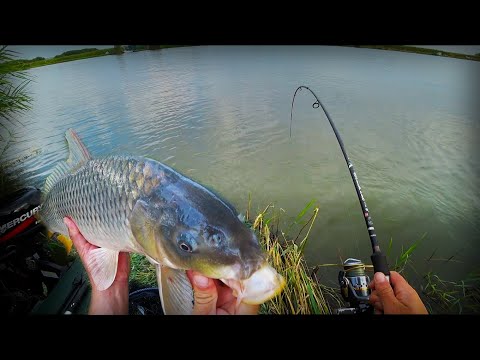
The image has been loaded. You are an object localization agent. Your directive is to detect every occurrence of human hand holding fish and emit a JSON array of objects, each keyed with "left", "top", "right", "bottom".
[
  {"left": 65, "top": 216, "right": 260, "bottom": 315},
  {"left": 65, "top": 216, "right": 130, "bottom": 315},
  {"left": 186, "top": 270, "right": 259, "bottom": 315}
]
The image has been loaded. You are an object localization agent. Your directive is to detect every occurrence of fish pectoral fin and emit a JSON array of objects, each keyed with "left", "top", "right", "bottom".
[
  {"left": 156, "top": 265, "right": 194, "bottom": 315},
  {"left": 145, "top": 255, "right": 160, "bottom": 266},
  {"left": 85, "top": 247, "right": 119, "bottom": 291}
]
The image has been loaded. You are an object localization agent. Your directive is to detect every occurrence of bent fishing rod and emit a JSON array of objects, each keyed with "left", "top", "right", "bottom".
[{"left": 290, "top": 86, "right": 390, "bottom": 281}]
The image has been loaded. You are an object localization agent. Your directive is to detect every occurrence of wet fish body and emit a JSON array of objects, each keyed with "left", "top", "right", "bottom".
[{"left": 40, "top": 129, "right": 285, "bottom": 314}]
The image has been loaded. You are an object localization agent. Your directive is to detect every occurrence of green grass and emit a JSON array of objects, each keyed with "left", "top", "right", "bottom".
[
  {"left": 249, "top": 202, "right": 340, "bottom": 314},
  {"left": 422, "top": 271, "right": 480, "bottom": 314},
  {"left": 3, "top": 45, "right": 187, "bottom": 72},
  {"left": 4, "top": 48, "right": 121, "bottom": 72},
  {"left": 1, "top": 46, "right": 32, "bottom": 141},
  {"left": 381, "top": 235, "right": 480, "bottom": 314},
  {"left": 129, "top": 253, "right": 157, "bottom": 292},
  {"left": 1, "top": 45, "right": 33, "bottom": 198},
  {"left": 392, "top": 232, "right": 427, "bottom": 273},
  {"left": 353, "top": 45, "right": 480, "bottom": 62}
]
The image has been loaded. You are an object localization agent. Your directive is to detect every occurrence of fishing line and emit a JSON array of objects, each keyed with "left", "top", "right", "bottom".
[{"left": 289, "top": 85, "right": 390, "bottom": 277}]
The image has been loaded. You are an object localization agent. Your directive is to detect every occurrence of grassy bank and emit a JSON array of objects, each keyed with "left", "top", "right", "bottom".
[
  {"left": 247, "top": 202, "right": 342, "bottom": 314},
  {"left": 4, "top": 45, "right": 184, "bottom": 72},
  {"left": 4, "top": 48, "right": 121, "bottom": 72},
  {"left": 354, "top": 45, "right": 480, "bottom": 62}
]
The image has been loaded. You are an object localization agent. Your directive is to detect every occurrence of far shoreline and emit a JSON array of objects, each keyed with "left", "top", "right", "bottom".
[
  {"left": 5, "top": 45, "right": 185, "bottom": 72},
  {"left": 5, "top": 45, "right": 479, "bottom": 73},
  {"left": 352, "top": 45, "right": 480, "bottom": 62}
]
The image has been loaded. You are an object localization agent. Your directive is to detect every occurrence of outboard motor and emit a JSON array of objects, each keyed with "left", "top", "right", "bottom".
[
  {"left": 0, "top": 186, "right": 43, "bottom": 244},
  {"left": 0, "top": 187, "right": 61, "bottom": 314}
]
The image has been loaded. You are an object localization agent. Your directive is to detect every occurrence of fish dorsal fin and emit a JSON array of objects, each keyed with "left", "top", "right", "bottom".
[
  {"left": 156, "top": 265, "right": 194, "bottom": 315},
  {"left": 65, "top": 128, "right": 91, "bottom": 166},
  {"left": 86, "top": 247, "right": 119, "bottom": 291},
  {"left": 43, "top": 129, "right": 92, "bottom": 194}
]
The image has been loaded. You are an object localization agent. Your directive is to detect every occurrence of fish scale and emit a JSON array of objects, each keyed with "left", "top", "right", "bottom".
[{"left": 41, "top": 155, "right": 159, "bottom": 252}]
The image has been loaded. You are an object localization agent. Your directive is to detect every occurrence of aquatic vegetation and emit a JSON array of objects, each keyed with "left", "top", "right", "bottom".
[
  {"left": 249, "top": 202, "right": 341, "bottom": 314},
  {"left": 422, "top": 271, "right": 480, "bottom": 314}
]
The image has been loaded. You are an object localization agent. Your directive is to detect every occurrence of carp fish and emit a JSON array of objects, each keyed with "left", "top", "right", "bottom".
[{"left": 39, "top": 129, "right": 285, "bottom": 314}]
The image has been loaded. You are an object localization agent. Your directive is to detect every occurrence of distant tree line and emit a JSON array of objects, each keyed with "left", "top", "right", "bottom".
[{"left": 54, "top": 48, "right": 99, "bottom": 58}]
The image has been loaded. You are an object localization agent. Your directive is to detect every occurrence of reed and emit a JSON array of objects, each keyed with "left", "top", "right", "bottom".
[{"left": 247, "top": 201, "right": 342, "bottom": 314}]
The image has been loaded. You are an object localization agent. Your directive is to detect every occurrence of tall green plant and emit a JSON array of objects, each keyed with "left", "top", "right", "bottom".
[
  {"left": 1, "top": 45, "right": 32, "bottom": 153},
  {"left": 0, "top": 45, "right": 33, "bottom": 197}
]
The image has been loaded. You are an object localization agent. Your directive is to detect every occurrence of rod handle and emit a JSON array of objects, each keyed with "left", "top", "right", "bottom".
[{"left": 371, "top": 251, "right": 390, "bottom": 278}]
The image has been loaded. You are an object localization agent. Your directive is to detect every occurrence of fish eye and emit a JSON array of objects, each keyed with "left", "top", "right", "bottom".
[
  {"left": 178, "top": 232, "right": 195, "bottom": 253},
  {"left": 179, "top": 242, "right": 192, "bottom": 252}
]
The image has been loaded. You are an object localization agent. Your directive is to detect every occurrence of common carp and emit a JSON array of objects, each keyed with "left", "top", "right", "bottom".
[{"left": 39, "top": 129, "right": 285, "bottom": 314}]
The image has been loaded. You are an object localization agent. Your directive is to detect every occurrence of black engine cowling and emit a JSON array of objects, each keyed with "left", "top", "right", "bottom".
[{"left": 0, "top": 186, "right": 43, "bottom": 244}]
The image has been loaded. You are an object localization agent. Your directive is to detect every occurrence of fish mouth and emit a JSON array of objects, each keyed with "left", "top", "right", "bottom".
[{"left": 221, "top": 263, "right": 286, "bottom": 305}]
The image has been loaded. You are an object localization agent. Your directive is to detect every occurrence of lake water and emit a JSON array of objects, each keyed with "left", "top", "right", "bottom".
[{"left": 3, "top": 46, "right": 479, "bottom": 289}]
